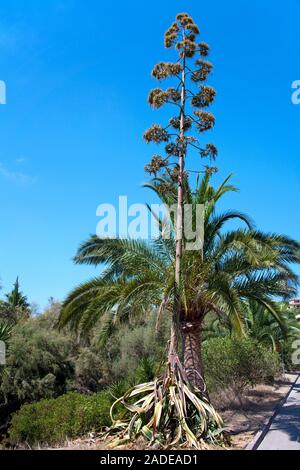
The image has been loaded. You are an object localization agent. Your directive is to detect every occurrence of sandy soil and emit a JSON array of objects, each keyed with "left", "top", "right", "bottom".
[
  {"left": 216, "top": 372, "right": 297, "bottom": 449},
  {"left": 44, "top": 373, "right": 297, "bottom": 451}
]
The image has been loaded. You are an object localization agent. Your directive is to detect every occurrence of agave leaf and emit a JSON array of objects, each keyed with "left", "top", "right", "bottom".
[
  {"left": 141, "top": 425, "right": 153, "bottom": 441},
  {"left": 135, "top": 417, "right": 143, "bottom": 434},
  {"left": 170, "top": 423, "right": 182, "bottom": 447},
  {"left": 183, "top": 385, "right": 207, "bottom": 417},
  {"left": 125, "top": 395, "right": 154, "bottom": 414},
  {"left": 169, "top": 386, "right": 182, "bottom": 418},
  {"left": 126, "top": 383, "right": 155, "bottom": 398},
  {"left": 175, "top": 395, "right": 199, "bottom": 448},
  {"left": 153, "top": 401, "right": 164, "bottom": 433},
  {"left": 175, "top": 375, "right": 187, "bottom": 416},
  {"left": 128, "top": 413, "right": 140, "bottom": 438},
  {"left": 104, "top": 367, "right": 224, "bottom": 449},
  {"left": 183, "top": 384, "right": 223, "bottom": 428},
  {"left": 110, "top": 397, "right": 125, "bottom": 424}
]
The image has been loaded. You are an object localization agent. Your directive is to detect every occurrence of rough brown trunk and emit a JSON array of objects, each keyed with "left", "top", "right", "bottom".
[{"left": 181, "top": 320, "right": 208, "bottom": 398}]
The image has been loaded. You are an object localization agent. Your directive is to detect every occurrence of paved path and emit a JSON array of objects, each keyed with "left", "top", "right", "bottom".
[{"left": 256, "top": 375, "right": 300, "bottom": 450}]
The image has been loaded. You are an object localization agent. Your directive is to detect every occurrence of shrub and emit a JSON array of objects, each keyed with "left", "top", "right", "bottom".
[
  {"left": 8, "top": 391, "right": 112, "bottom": 446},
  {"left": 1, "top": 318, "right": 75, "bottom": 404},
  {"left": 75, "top": 348, "right": 106, "bottom": 393},
  {"left": 110, "top": 313, "right": 169, "bottom": 383},
  {"left": 203, "top": 336, "right": 280, "bottom": 394},
  {"left": 281, "top": 338, "right": 300, "bottom": 372}
]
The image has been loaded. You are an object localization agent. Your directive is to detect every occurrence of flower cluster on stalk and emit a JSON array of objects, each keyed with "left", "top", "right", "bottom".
[{"left": 143, "top": 12, "right": 218, "bottom": 187}]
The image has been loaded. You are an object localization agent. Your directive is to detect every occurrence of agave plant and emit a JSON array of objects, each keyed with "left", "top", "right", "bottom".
[
  {"left": 106, "top": 363, "right": 224, "bottom": 449},
  {"left": 59, "top": 172, "right": 300, "bottom": 447}
]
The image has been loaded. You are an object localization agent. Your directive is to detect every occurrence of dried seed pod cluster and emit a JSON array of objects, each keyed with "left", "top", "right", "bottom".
[{"left": 144, "top": 12, "right": 218, "bottom": 184}]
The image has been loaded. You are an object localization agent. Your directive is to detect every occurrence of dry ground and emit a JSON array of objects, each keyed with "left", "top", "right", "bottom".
[{"left": 215, "top": 372, "right": 297, "bottom": 449}]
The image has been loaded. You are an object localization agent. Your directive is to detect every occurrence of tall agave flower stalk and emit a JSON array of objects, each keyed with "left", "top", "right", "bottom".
[
  {"left": 104, "top": 13, "right": 225, "bottom": 448},
  {"left": 144, "top": 12, "right": 217, "bottom": 385},
  {"left": 143, "top": 10, "right": 219, "bottom": 399}
]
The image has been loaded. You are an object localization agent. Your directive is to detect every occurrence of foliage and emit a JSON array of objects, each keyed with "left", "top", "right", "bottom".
[
  {"left": 0, "top": 307, "right": 167, "bottom": 417},
  {"left": 106, "top": 364, "right": 225, "bottom": 450},
  {"left": 0, "top": 278, "right": 30, "bottom": 324},
  {"left": 58, "top": 22, "right": 300, "bottom": 449},
  {"left": 3, "top": 315, "right": 288, "bottom": 447},
  {"left": 8, "top": 391, "right": 112, "bottom": 446},
  {"left": 110, "top": 313, "right": 169, "bottom": 383},
  {"left": 0, "top": 301, "right": 29, "bottom": 325},
  {"left": 58, "top": 166, "right": 299, "bottom": 447},
  {"left": 74, "top": 348, "right": 106, "bottom": 393},
  {"left": 5, "top": 278, "right": 29, "bottom": 310},
  {"left": 0, "top": 314, "right": 75, "bottom": 404},
  {"left": 202, "top": 337, "right": 281, "bottom": 394},
  {"left": 0, "top": 321, "right": 13, "bottom": 343},
  {"left": 244, "top": 300, "right": 300, "bottom": 352},
  {"left": 59, "top": 171, "right": 300, "bottom": 343},
  {"left": 2, "top": 11, "right": 300, "bottom": 450}
]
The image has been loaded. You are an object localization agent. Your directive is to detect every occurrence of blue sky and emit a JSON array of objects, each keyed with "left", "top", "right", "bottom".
[{"left": 0, "top": 0, "right": 299, "bottom": 309}]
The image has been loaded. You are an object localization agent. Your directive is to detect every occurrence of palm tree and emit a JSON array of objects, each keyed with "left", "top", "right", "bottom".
[
  {"left": 59, "top": 173, "right": 299, "bottom": 447},
  {"left": 243, "top": 300, "right": 300, "bottom": 352},
  {"left": 58, "top": 174, "right": 299, "bottom": 447}
]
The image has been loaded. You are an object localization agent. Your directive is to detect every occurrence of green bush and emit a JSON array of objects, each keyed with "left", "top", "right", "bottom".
[
  {"left": 203, "top": 336, "right": 280, "bottom": 394},
  {"left": 281, "top": 338, "right": 300, "bottom": 372},
  {"left": 1, "top": 318, "right": 75, "bottom": 404},
  {"left": 75, "top": 348, "right": 106, "bottom": 393},
  {"left": 8, "top": 391, "right": 112, "bottom": 447},
  {"left": 110, "top": 313, "right": 169, "bottom": 383}
]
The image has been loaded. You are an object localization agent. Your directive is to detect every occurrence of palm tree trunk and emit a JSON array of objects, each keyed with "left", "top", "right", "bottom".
[{"left": 181, "top": 320, "right": 208, "bottom": 398}]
